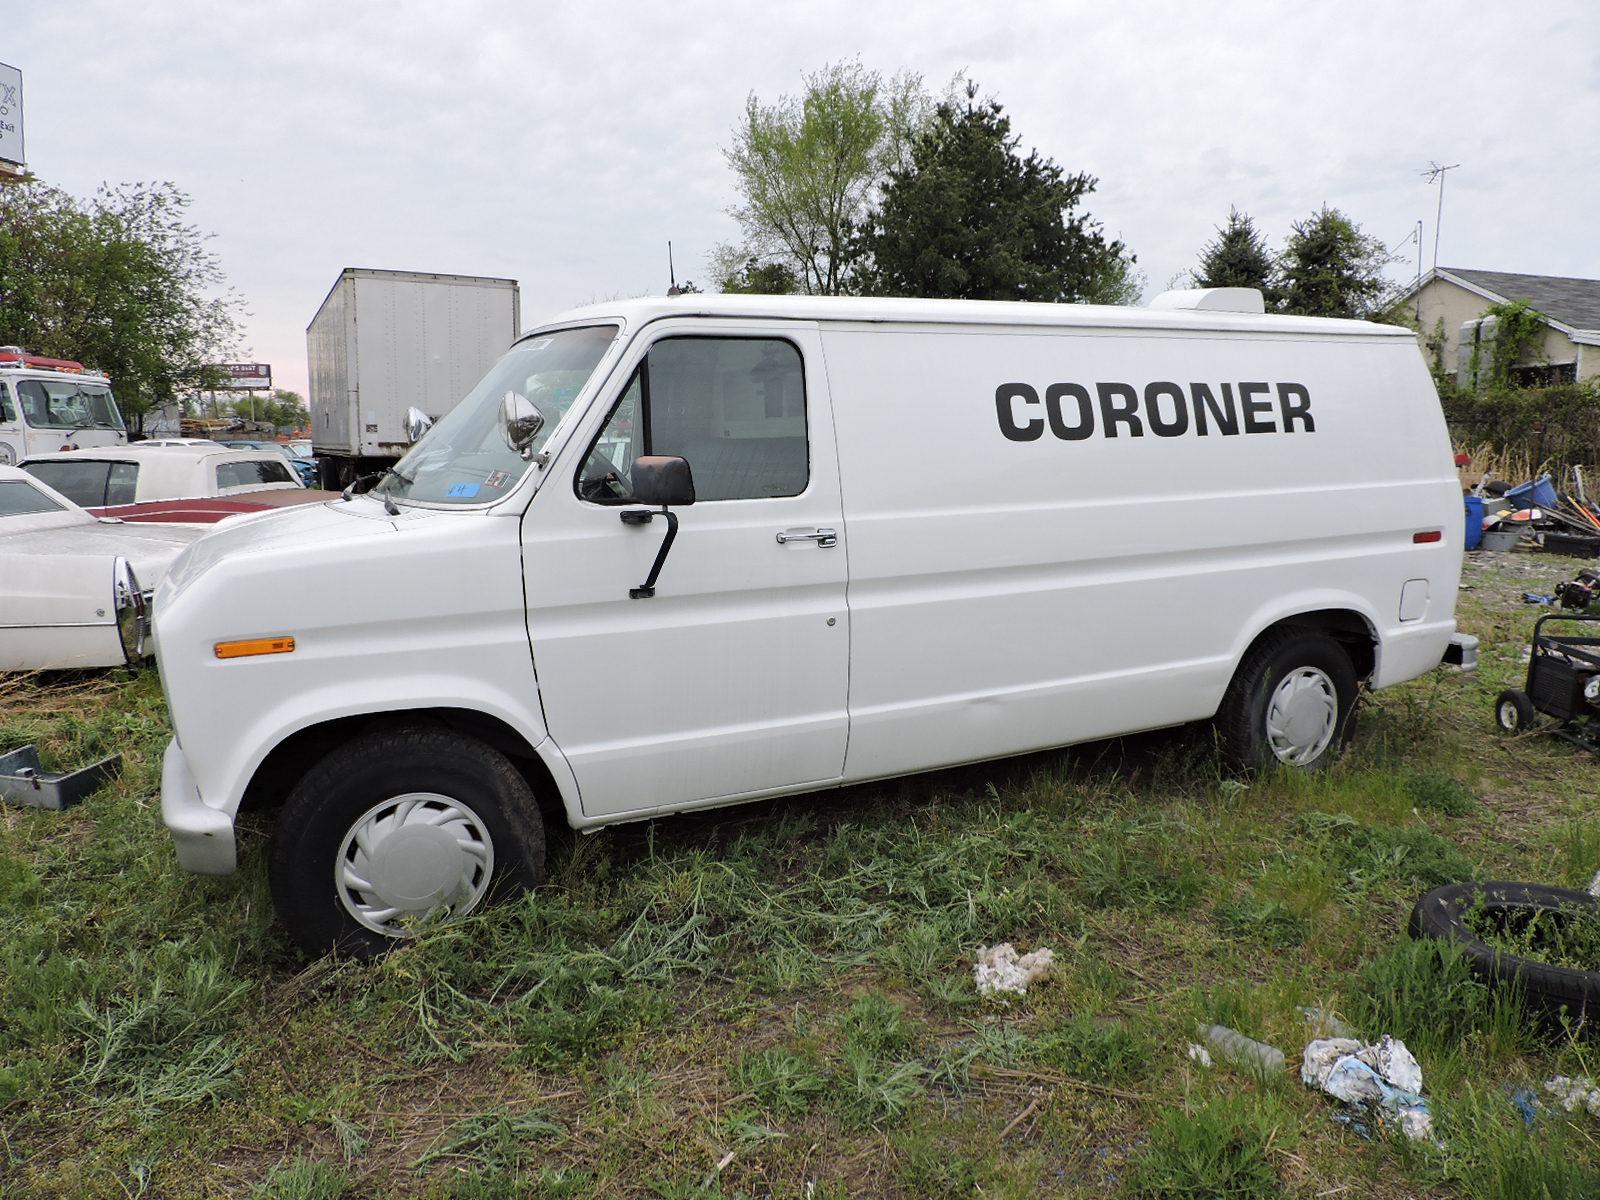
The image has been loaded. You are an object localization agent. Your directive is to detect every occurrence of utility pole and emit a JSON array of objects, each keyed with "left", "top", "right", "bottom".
[{"left": 1422, "top": 161, "right": 1460, "bottom": 273}]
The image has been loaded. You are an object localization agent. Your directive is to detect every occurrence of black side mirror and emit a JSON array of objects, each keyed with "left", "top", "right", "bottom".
[
  {"left": 629, "top": 455, "right": 695, "bottom": 507},
  {"left": 620, "top": 455, "right": 695, "bottom": 599}
]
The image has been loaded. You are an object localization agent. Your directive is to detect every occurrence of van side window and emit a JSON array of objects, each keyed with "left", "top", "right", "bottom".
[
  {"left": 576, "top": 337, "right": 808, "bottom": 504},
  {"left": 0, "top": 385, "right": 15, "bottom": 423}
]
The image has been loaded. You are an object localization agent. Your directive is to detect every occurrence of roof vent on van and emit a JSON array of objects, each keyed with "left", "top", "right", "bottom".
[{"left": 1148, "top": 287, "right": 1265, "bottom": 315}]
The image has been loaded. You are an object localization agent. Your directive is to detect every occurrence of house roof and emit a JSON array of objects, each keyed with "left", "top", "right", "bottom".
[{"left": 1422, "top": 267, "right": 1600, "bottom": 337}]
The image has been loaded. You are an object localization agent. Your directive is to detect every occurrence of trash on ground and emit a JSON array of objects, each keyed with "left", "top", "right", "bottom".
[
  {"left": 973, "top": 943, "right": 1055, "bottom": 996},
  {"left": 1546, "top": 1076, "right": 1600, "bottom": 1119},
  {"left": 1299, "top": 1006, "right": 1358, "bottom": 1039},
  {"left": 1202, "top": 1024, "right": 1285, "bottom": 1074},
  {"left": 1587, "top": 869, "right": 1600, "bottom": 899},
  {"left": 1301, "top": 1035, "right": 1434, "bottom": 1142},
  {"left": 0, "top": 745, "right": 122, "bottom": 812},
  {"left": 1185, "top": 1042, "right": 1212, "bottom": 1068},
  {"left": 1511, "top": 1087, "right": 1539, "bottom": 1126}
]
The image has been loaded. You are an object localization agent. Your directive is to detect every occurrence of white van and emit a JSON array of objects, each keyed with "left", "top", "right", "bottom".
[
  {"left": 0, "top": 349, "right": 129, "bottom": 463},
  {"left": 153, "top": 290, "right": 1473, "bottom": 956}
]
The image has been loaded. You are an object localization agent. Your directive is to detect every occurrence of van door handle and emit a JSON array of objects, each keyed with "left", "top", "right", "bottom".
[{"left": 776, "top": 527, "right": 838, "bottom": 547}]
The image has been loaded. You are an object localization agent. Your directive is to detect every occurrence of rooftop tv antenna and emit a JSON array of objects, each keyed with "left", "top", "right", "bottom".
[{"left": 1422, "top": 161, "right": 1460, "bottom": 272}]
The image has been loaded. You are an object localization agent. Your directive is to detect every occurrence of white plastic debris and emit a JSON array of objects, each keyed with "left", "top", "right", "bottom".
[
  {"left": 1299, "top": 1006, "right": 1358, "bottom": 1040},
  {"left": 1302, "top": 1035, "right": 1433, "bottom": 1142},
  {"left": 1203, "top": 1025, "right": 1285, "bottom": 1075},
  {"left": 1186, "top": 1042, "right": 1213, "bottom": 1068},
  {"left": 1587, "top": 869, "right": 1600, "bottom": 899},
  {"left": 973, "top": 943, "right": 1055, "bottom": 996},
  {"left": 1546, "top": 1076, "right": 1600, "bottom": 1119}
]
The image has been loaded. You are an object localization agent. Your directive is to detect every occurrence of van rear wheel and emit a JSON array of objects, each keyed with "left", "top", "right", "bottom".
[
  {"left": 268, "top": 725, "right": 546, "bottom": 959},
  {"left": 1216, "top": 628, "right": 1358, "bottom": 771}
]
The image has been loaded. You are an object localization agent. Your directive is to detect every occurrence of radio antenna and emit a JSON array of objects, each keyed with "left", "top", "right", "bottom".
[{"left": 667, "top": 241, "right": 681, "bottom": 295}]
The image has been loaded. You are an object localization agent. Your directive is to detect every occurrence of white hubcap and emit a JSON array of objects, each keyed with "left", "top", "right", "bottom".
[
  {"left": 335, "top": 792, "right": 494, "bottom": 937},
  {"left": 1265, "top": 667, "right": 1339, "bottom": 765}
]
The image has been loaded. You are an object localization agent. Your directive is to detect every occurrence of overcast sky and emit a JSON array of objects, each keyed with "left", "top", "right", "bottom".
[{"left": 11, "top": 1, "right": 1600, "bottom": 397}]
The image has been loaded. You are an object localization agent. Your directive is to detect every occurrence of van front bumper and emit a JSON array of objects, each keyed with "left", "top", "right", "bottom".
[{"left": 161, "top": 738, "right": 237, "bottom": 875}]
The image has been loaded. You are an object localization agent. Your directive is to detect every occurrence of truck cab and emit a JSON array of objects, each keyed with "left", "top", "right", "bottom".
[{"left": 0, "top": 348, "right": 128, "bottom": 463}]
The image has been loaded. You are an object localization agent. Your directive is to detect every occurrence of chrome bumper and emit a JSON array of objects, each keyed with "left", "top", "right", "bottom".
[{"left": 161, "top": 738, "right": 237, "bottom": 874}]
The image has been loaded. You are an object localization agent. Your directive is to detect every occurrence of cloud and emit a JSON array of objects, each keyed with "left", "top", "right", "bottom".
[{"left": 11, "top": 0, "right": 1599, "bottom": 397}]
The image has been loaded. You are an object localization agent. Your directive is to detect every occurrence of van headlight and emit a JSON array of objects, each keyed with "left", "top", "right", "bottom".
[{"left": 113, "top": 558, "right": 147, "bottom": 663}]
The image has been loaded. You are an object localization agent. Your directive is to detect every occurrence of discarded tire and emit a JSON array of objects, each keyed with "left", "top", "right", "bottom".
[{"left": 1409, "top": 881, "right": 1600, "bottom": 1023}]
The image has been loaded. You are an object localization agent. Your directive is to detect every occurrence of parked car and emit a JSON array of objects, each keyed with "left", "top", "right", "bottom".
[
  {"left": 0, "top": 466, "right": 204, "bottom": 669},
  {"left": 218, "top": 440, "right": 318, "bottom": 487},
  {"left": 19, "top": 445, "right": 334, "bottom": 524},
  {"left": 154, "top": 289, "right": 1471, "bottom": 957}
]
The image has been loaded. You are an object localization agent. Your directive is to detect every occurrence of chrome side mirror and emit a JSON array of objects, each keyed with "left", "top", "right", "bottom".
[
  {"left": 404, "top": 406, "right": 434, "bottom": 444},
  {"left": 501, "top": 391, "right": 545, "bottom": 458}
]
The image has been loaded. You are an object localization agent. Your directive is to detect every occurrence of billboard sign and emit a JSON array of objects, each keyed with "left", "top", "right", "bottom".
[
  {"left": 0, "top": 63, "right": 22, "bottom": 168},
  {"left": 211, "top": 362, "right": 273, "bottom": 390}
]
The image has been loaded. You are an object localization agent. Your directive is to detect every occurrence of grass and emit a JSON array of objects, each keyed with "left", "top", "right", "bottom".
[
  {"left": 1466, "top": 906, "right": 1600, "bottom": 973},
  {"left": 5, "top": 551, "right": 1600, "bottom": 1196}
]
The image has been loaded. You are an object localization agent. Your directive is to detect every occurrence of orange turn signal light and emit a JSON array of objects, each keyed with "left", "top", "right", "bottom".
[{"left": 214, "top": 636, "right": 296, "bottom": 660}]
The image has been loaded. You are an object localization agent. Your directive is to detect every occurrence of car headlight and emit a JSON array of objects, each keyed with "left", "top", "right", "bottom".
[{"left": 113, "top": 558, "right": 147, "bottom": 663}]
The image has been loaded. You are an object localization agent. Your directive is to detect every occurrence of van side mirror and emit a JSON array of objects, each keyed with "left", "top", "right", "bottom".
[
  {"left": 629, "top": 455, "right": 696, "bottom": 507},
  {"left": 501, "top": 391, "right": 546, "bottom": 457},
  {"left": 620, "top": 455, "right": 696, "bottom": 599},
  {"left": 404, "top": 406, "right": 434, "bottom": 443}
]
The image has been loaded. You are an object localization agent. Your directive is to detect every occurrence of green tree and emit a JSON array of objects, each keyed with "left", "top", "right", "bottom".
[
  {"left": 1273, "top": 205, "right": 1393, "bottom": 319},
  {"left": 1192, "top": 208, "right": 1274, "bottom": 296},
  {"left": 709, "top": 250, "right": 800, "bottom": 295},
  {"left": 718, "top": 61, "right": 930, "bottom": 295},
  {"left": 229, "top": 388, "right": 309, "bottom": 432},
  {"left": 0, "top": 181, "right": 243, "bottom": 433},
  {"left": 852, "top": 84, "right": 1128, "bottom": 302}
]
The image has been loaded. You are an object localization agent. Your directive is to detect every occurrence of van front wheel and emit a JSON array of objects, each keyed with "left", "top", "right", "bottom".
[
  {"left": 268, "top": 725, "right": 546, "bottom": 959},
  {"left": 1216, "top": 629, "right": 1358, "bottom": 771}
]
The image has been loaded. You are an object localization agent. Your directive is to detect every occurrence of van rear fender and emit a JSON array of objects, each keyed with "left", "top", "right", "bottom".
[{"left": 1228, "top": 597, "right": 1381, "bottom": 688}]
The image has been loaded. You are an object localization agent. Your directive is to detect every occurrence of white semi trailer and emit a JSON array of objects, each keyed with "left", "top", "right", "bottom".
[{"left": 306, "top": 268, "right": 520, "bottom": 489}]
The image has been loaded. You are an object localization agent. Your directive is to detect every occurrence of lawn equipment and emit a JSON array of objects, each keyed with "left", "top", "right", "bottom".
[{"left": 1496, "top": 612, "right": 1600, "bottom": 751}]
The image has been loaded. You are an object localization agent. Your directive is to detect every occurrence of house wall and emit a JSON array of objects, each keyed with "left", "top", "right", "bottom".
[{"left": 1409, "top": 277, "right": 1582, "bottom": 382}]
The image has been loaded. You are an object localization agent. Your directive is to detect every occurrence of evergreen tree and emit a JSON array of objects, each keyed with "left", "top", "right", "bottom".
[
  {"left": 1274, "top": 206, "right": 1393, "bottom": 319},
  {"left": 852, "top": 84, "right": 1127, "bottom": 302},
  {"left": 1193, "top": 208, "right": 1274, "bottom": 294}
]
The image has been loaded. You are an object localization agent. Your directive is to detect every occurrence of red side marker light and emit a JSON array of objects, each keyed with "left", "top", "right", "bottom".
[{"left": 1413, "top": 530, "right": 1443, "bottom": 544}]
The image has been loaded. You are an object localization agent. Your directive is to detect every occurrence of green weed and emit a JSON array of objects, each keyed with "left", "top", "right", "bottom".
[
  {"left": 1405, "top": 770, "right": 1481, "bottom": 817},
  {"left": 250, "top": 1157, "right": 349, "bottom": 1200},
  {"left": 731, "top": 1046, "right": 826, "bottom": 1117},
  {"left": 1126, "top": 1094, "right": 1292, "bottom": 1200}
]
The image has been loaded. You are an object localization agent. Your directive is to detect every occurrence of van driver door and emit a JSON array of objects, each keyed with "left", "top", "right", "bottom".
[
  {"left": 520, "top": 322, "right": 849, "bottom": 819},
  {"left": 0, "top": 383, "right": 22, "bottom": 464}
]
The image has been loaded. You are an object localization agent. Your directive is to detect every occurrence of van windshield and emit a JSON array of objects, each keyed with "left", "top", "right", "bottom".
[
  {"left": 17, "top": 379, "right": 126, "bottom": 431},
  {"left": 375, "top": 325, "right": 617, "bottom": 506}
]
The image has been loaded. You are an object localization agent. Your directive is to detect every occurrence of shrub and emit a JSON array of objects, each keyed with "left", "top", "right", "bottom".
[{"left": 1127, "top": 1095, "right": 1290, "bottom": 1200}]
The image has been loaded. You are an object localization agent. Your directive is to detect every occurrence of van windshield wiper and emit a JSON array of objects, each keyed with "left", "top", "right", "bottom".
[{"left": 340, "top": 468, "right": 404, "bottom": 516}]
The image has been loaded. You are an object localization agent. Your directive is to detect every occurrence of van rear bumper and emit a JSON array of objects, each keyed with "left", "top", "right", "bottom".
[
  {"left": 161, "top": 738, "right": 237, "bottom": 875},
  {"left": 1374, "top": 621, "right": 1458, "bottom": 688}
]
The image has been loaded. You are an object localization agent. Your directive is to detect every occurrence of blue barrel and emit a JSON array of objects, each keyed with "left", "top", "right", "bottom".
[{"left": 1464, "top": 495, "right": 1484, "bottom": 550}]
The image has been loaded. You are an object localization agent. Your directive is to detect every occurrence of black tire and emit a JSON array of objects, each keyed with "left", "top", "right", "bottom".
[
  {"left": 1216, "top": 627, "right": 1359, "bottom": 771},
  {"left": 1495, "top": 689, "right": 1535, "bottom": 734},
  {"left": 268, "top": 724, "right": 546, "bottom": 959},
  {"left": 1409, "top": 881, "right": 1600, "bottom": 1022}
]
